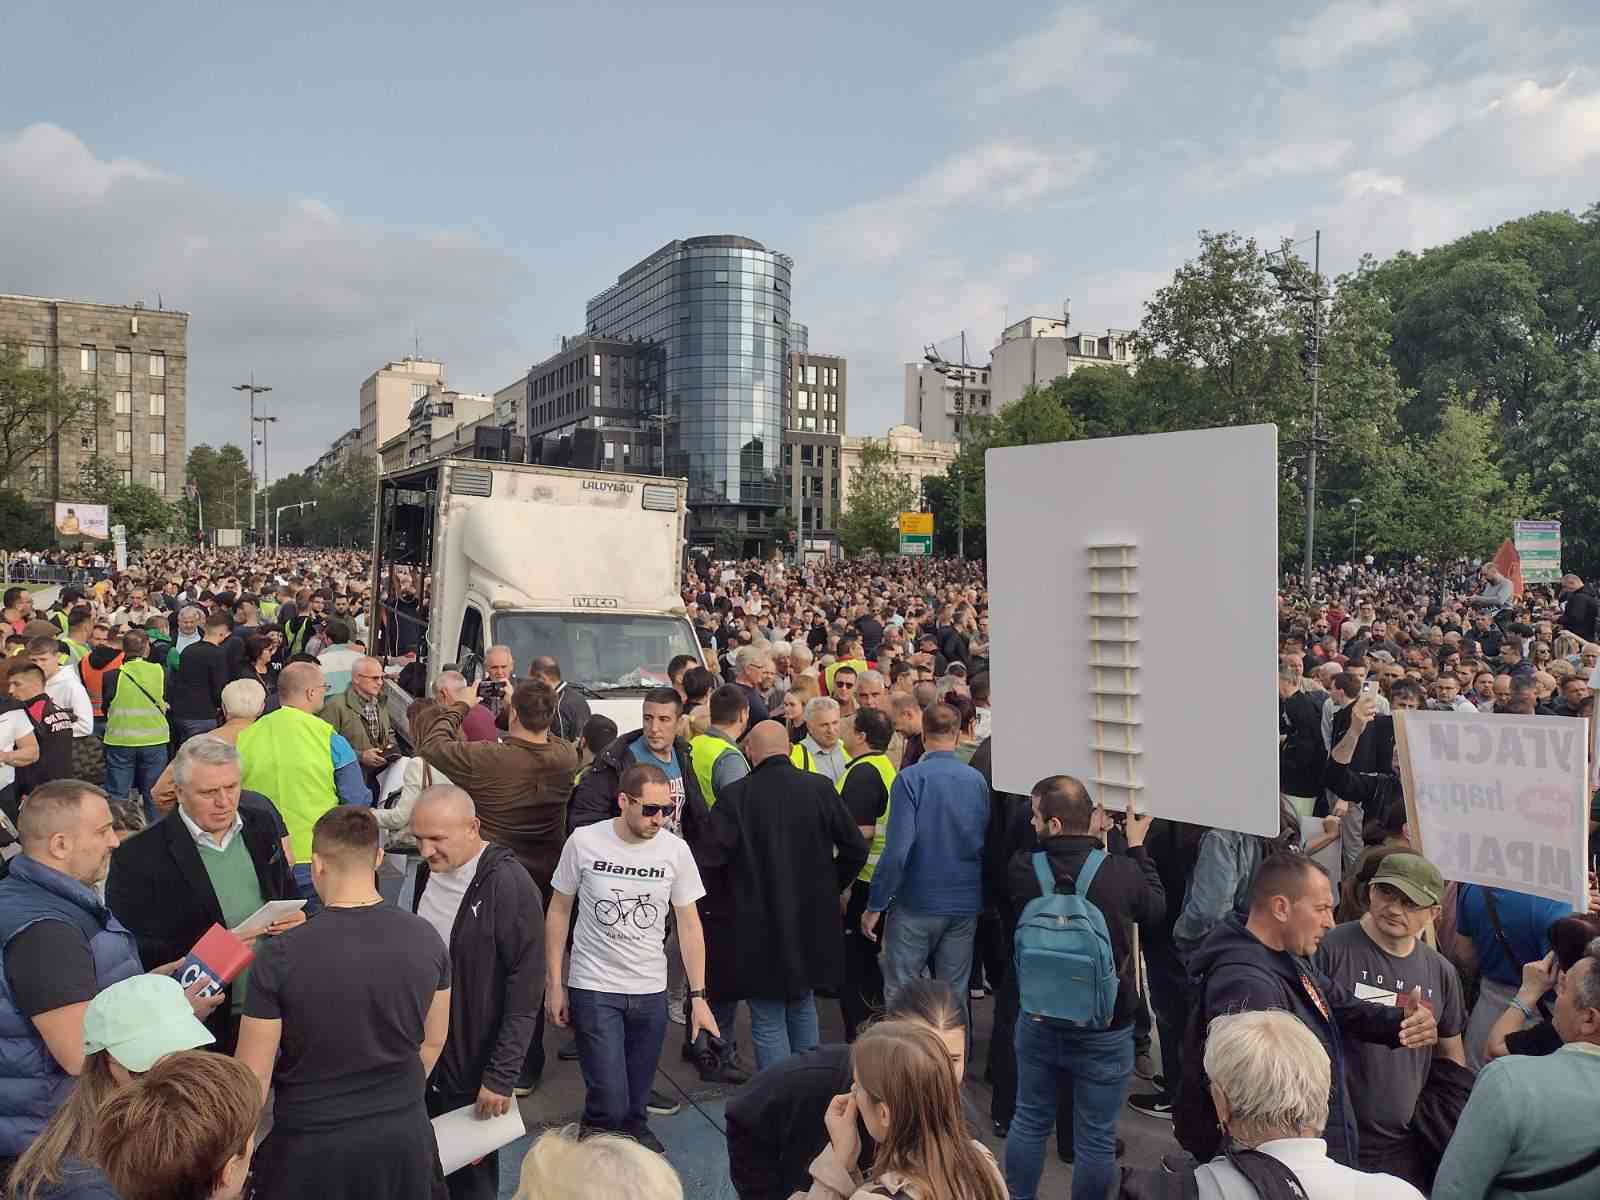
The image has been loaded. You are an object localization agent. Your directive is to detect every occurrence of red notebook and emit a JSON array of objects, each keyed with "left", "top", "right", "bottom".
[{"left": 176, "top": 924, "right": 254, "bottom": 999}]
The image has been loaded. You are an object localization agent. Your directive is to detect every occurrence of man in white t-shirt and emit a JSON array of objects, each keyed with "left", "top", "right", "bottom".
[
  {"left": 28, "top": 636, "right": 93, "bottom": 737},
  {"left": 545, "top": 760, "right": 719, "bottom": 1152}
]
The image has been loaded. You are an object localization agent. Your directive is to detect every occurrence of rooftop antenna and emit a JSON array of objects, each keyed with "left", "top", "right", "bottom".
[
  {"left": 157, "top": 292, "right": 164, "bottom": 311},
  {"left": 1062, "top": 298, "right": 1071, "bottom": 334}
]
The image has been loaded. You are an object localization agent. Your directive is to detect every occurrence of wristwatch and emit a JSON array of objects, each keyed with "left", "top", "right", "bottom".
[
  {"left": 688, "top": 988, "right": 707, "bottom": 999},
  {"left": 1508, "top": 995, "right": 1537, "bottom": 1020}
]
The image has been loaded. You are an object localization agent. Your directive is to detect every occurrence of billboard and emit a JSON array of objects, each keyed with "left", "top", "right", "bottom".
[{"left": 54, "top": 502, "right": 109, "bottom": 540}]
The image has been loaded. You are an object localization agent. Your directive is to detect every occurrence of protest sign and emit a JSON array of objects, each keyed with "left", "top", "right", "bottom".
[{"left": 1396, "top": 709, "right": 1589, "bottom": 912}]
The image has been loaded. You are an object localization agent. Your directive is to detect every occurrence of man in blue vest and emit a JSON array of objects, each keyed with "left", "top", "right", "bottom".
[{"left": 0, "top": 780, "right": 215, "bottom": 1172}]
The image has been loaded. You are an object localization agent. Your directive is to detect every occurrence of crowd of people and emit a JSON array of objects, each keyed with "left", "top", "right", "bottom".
[{"left": 0, "top": 547, "right": 1597, "bottom": 1200}]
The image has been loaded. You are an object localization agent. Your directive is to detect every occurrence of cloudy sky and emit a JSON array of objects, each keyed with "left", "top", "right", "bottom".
[{"left": 3, "top": 0, "right": 1598, "bottom": 474}]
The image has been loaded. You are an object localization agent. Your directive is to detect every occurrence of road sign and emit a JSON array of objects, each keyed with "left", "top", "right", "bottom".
[
  {"left": 899, "top": 511, "right": 933, "bottom": 556},
  {"left": 1513, "top": 520, "right": 1561, "bottom": 584}
]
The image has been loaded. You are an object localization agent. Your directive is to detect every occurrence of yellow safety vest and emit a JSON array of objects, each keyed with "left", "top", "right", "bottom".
[
  {"left": 238, "top": 707, "right": 337, "bottom": 861},
  {"left": 690, "top": 733, "right": 742, "bottom": 808},
  {"left": 838, "top": 753, "right": 896, "bottom": 882},
  {"left": 103, "top": 658, "right": 168, "bottom": 748}
]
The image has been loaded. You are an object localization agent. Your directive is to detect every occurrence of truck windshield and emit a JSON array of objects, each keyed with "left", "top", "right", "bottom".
[{"left": 491, "top": 612, "right": 701, "bottom": 693}]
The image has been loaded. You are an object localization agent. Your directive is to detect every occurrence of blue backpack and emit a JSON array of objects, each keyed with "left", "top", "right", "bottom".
[{"left": 1014, "top": 848, "right": 1119, "bottom": 1028}]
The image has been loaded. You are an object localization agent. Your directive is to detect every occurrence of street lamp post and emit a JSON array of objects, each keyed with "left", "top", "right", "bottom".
[
  {"left": 252, "top": 415, "right": 278, "bottom": 546},
  {"left": 924, "top": 329, "right": 971, "bottom": 560},
  {"left": 232, "top": 376, "right": 272, "bottom": 532},
  {"left": 1349, "top": 497, "right": 1363, "bottom": 564}
]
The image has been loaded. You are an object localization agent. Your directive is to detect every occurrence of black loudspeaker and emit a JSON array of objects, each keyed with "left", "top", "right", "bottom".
[
  {"left": 540, "top": 436, "right": 565, "bottom": 467},
  {"left": 570, "top": 427, "right": 604, "bottom": 469}
]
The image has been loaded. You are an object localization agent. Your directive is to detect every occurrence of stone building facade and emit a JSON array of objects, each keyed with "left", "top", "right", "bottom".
[{"left": 0, "top": 293, "right": 189, "bottom": 501}]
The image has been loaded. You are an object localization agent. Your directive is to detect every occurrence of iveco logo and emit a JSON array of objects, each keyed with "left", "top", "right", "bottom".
[
  {"left": 582, "top": 480, "right": 635, "bottom": 494},
  {"left": 574, "top": 596, "right": 620, "bottom": 609}
]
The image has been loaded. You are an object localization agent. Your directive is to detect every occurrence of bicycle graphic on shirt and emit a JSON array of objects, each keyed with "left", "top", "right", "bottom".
[{"left": 594, "top": 889, "right": 660, "bottom": 930}]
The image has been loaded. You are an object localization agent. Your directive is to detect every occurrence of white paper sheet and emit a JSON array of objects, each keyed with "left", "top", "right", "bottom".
[
  {"left": 432, "top": 1103, "right": 526, "bottom": 1176},
  {"left": 227, "top": 899, "right": 306, "bottom": 938}
]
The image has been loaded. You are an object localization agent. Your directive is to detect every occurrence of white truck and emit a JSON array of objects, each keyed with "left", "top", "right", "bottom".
[{"left": 370, "top": 458, "right": 702, "bottom": 740}]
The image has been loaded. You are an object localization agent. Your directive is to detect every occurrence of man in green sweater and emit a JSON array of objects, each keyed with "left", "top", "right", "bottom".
[{"left": 1433, "top": 944, "right": 1600, "bottom": 1199}]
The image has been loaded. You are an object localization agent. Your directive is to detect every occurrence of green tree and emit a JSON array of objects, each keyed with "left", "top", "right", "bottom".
[
  {"left": 1389, "top": 398, "right": 1542, "bottom": 564},
  {"left": 0, "top": 347, "right": 105, "bottom": 493},
  {"left": 1508, "top": 351, "right": 1600, "bottom": 573},
  {"left": 185, "top": 442, "right": 253, "bottom": 529},
  {"left": 838, "top": 439, "right": 919, "bottom": 556},
  {"left": 77, "top": 456, "right": 183, "bottom": 545},
  {"left": 0, "top": 490, "right": 52, "bottom": 548}
]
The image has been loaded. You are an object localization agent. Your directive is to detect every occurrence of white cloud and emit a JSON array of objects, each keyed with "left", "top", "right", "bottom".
[
  {"left": 813, "top": 141, "right": 1093, "bottom": 263},
  {"left": 1476, "top": 73, "right": 1600, "bottom": 173},
  {"left": 1181, "top": 137, "right": 1353, "bottom": 192},
  {"left": 962, "top": 4, "right": 1150, "bottom": 103},
  {"left": 1274, "top": 0, "right": 1471, "bottom": 70},
  {"left": 0, "top": 123, "right": 532, "bottom": 471},
  {"left": 1343, "top": 168, "right": 1406, "bottom": 197}
]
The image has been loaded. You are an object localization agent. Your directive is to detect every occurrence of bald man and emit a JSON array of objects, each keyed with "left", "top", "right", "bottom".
[
  {"left": 238, "top": 660, "right": 370, "bottom": 911},
  {"left": 707, "top": 720, "right": 868, "bottom": 1071},
  {"left": 1560, "top": 574, "right": 1599, "bottom": 643},
  {"left": 410, "top": 785, "right": 543, "bottom": 1200}
]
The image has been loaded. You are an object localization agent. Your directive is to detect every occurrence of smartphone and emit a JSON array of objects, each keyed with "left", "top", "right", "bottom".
[{"left": 1362, "top": 678, "right": 1379, "bottom": 697}]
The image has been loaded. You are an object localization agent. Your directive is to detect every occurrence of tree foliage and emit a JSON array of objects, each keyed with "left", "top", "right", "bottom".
[
  {"left": 0, "top": 347, "right": 104, "bottom": 491},
  {"left": 838, "top": 439, "right": 920, "bottom": 556},
  {"left": 262, "top": 457, "right": 377, "bottom": 548},
  {"left": 78, "top": 457, "right": 182, "bottom": 546},
  {"left": 186, "top": 443, "right": 254, "bottom": 529}
]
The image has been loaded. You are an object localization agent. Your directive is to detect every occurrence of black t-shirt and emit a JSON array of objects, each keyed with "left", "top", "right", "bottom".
[
  {"left": 1504, "top": 1020, "right": 1563, "bottom": 1057},
  {"left": 3, "top": 919, "right": 96, "bottom": 1016},
  {"left": 19, "top": 696, "right": 73, "bottom": 795},
  {"left": 170, "top": 640, "right": 229, "bottom": 720},
  {"left": 244, "top": 903, "right": 450, "bottom": 1132},
  {"left": 840, "top": 760, "right": 889, "bottom": 829}
]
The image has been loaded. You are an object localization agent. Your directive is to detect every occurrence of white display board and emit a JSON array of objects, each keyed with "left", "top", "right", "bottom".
[
  {"left": 1396, "top": 709, "right": 1590, "bottom": 913},
  {"left": 987, "top": 424, "right": 1280, "bottom": 836}
]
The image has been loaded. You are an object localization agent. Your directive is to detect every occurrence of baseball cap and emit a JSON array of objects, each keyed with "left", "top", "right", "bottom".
[
  {"left": 1371, "top": 853, "right": 1444, "bottom": 907},
  {"left": 82, "top": 974, "right": 215, "bottom": 1071}
]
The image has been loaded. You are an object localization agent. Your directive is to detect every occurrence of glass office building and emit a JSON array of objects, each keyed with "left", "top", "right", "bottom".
[{"left": 586, "top": 235, "right": 792, "bottom": 549}]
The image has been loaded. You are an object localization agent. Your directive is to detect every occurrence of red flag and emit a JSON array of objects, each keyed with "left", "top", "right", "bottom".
[{"left": 1493, "top": 539, "right": 1524, "bottom": 599}]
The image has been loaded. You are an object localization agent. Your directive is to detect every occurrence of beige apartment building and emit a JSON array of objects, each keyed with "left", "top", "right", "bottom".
[
  {"left": 377, "top": 385, "right": 494, "bottom": 471},
  {"left": 358, "top": 356, "right": 445, "bottom": 461},
  {"left": 0, "top": 293, "right": 188, "bottom": 500},
  {"left": 839, "top": 424, "right": 957, "bottom": 510}
]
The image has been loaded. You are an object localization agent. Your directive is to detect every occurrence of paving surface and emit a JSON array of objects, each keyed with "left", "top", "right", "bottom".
[{"left": 495, "top": 994, "right": 1178, "bottom": 1198}]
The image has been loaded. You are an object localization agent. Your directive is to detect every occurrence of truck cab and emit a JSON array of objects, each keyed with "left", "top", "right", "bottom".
[{"left": 371, "top": 459, "right": 702, "bottom": 741}]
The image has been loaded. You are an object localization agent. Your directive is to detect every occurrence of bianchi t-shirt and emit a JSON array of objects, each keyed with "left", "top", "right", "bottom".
[
  {"left": 627, "top": 739, "right": 687, "bottom": 836},
  {"left": 552, "top": 819, "right": 705, "bottom": 995},
  {"left": 1313, "top": 921, "right": 1465, "bottom": 1164}
]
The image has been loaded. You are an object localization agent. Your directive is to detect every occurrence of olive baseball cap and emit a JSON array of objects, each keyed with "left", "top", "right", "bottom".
[
  {"left": 82, "top": 974, "right": 215, "bottom": 1071},
  {"left": 1372, "top": 853, "right": 1444, "bottom": 907}
]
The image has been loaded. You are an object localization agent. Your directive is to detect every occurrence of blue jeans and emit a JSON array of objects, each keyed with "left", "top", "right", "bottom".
[
  {"left": 879, "top": 910, "right": 978, "bottom": 1030},
  {"left": 570, "top": 988, "right": 668, "bottom": 1138},
  {"left": 748, "top": 993, "right": 819, "bottom": 1072},
  {"left": 291, "top": 862, "right": 324, "bottom": 917},
  {"left": 1004, "top": 1019, "right": 1133, "bottom": 1200},
  {"left": 103, "top": 743, "right": 168, "bottom": 824}
]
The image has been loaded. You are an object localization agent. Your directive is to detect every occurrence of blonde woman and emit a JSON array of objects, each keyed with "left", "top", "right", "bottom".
[
  {"left": 806, "top": 1021, "right": 1005, "bottom": 1200},
  {"left": 512, "top": 1125, "right": 683, "bottom": 1200}
]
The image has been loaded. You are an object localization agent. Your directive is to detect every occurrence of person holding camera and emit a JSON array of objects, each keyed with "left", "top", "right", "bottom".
[{"left": 318, "top": 655, "right": 396, "bottom": 785}]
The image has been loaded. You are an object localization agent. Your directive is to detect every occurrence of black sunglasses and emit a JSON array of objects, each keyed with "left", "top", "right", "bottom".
[{"left": 626, "top": 798, "right": 672, "bottom": 818}]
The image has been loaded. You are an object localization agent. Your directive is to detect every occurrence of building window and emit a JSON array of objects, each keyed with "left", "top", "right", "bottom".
[
  {"left": 115, "top": 349, "right": 132, "bottom": 375},
  {"left": 149, "top": 432, "right": 165, "bottom": 455},
  {"left": 119, "top": 469, "right": 132, "bottom": 486},
  {"left": 149, "top": 351, "right": 165, "bottom": 378},
  {"left": 410, "top": 382, "right": 427, "bottom": 401},
  {"left": 593, "top": 354, "right": 601, "bottom": 376},
  {"left": 801, "top": 445, "right": 814, "bottom": 465},
  {"left": 80, "top": 429, "right": 95, "bottom": 451},
  {"left": 604, "top": 442, "right": 615, "bottom": 465},
  {"left": 80, "top": 346, "right": 97, "bottom": 374},
  {"left": 114, "top": 391, "right": 132, "bottom": 415},
  {"left": 150, "top": 471, "right": 166, "bottom": 493},
  {"left": 805, "top": 364, "right": 817, "bottom": 385},
  {"left": 592, "top": 385, "right": 600, "bottom": 406},
  {"left": 28, "top": 465, "right": 44, "bottom": 492},
  {"left": 27, "top": 345, "right": 45, "bottom": 369},
  {"left": 148, "top": 393, "right": 165, "bottom": 416},
  {"left": 782, "top": 445, "right": 792, "bottom": 466},
  {"left": 115, "top": 430, "right": 131, "bottom": 453}
]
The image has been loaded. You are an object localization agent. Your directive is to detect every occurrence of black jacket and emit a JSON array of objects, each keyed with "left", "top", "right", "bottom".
[
  {"left": 412, "top": 844, "right": 544, "bottom": 1099},
  {"left": 105, "top": 802, "right": 295, "bottom": 1044},
  {"left": 1278, "top": 691, "right": 1326, "bottom": 798},
  {"left": 1006, "top": 834, "right": 1165, "bottom": 1029},
  {"left": 704, "top": 757, "right": 867, "bottom": 1001},
  {"left": 551, "top": 683, "right": 591, "bottom": 745},
  {"left": 726, "top": 1045, "right": 866, "bottom": 1200},
  {"left": 1560, "top": 586, "right": 1600, "bottom": 642},
  {"left": 1175, "top": 913, "right": 1404, "bottom": 1170},
  {"left": 568, "top": 729, "right": 713, "bottom": 855}
]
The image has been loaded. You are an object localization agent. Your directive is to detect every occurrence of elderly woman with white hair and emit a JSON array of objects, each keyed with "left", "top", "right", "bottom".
[{"left": 1125, "top": 1011, "right": 1423, "bottom": 1199}]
